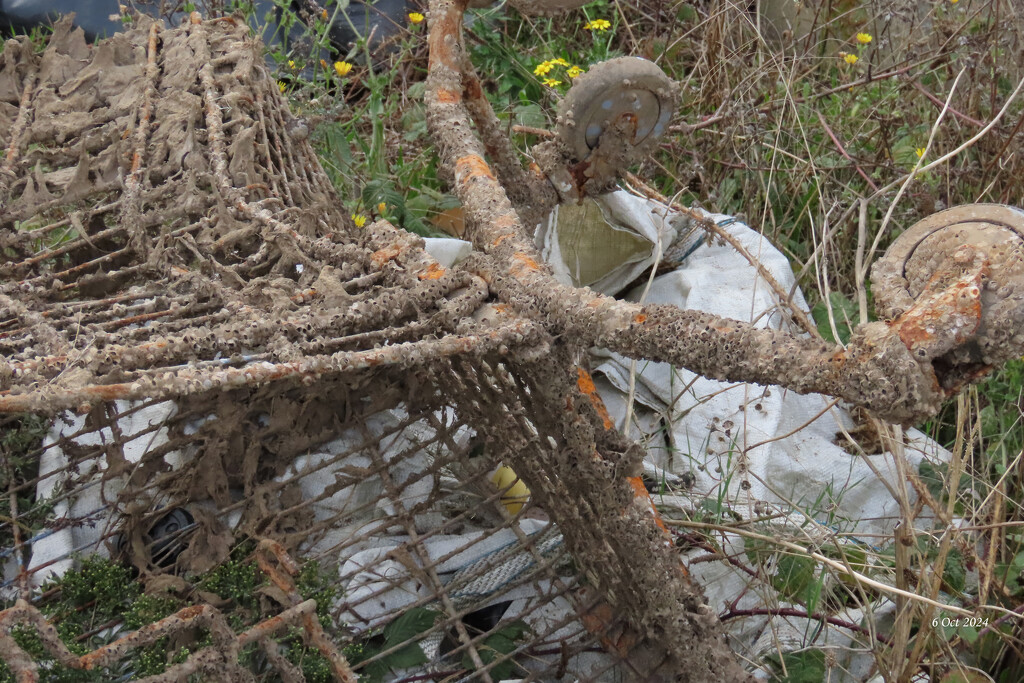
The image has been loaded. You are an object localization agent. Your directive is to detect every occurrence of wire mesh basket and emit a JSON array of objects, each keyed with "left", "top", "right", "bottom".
[{"left": 0, "top": 12, "right": 743, "bottom": 682}]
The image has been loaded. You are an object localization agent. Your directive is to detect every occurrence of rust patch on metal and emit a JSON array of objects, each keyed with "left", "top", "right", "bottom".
[
  {"left": 455, "top": 154, "right": 497, "bottom": 183},
  {"left": 463, "top": 75, "right": 483, "bottom": 100},
  {"left": 418, "top": 262, "right": 446, "bottom": 280},
  {"left": 435, "top": 87, "right": 461, "bottom": 104},
  {"left": 577, "top": 368, "right": 614, "bottom": 430},
  {"left": 627, "top": 476, "right": 675, "bottom": 538},
  {"left": 493, "top": 213, "right": 518, "bottom": 230},
  {"left": 510, "top": 252, "right": 540, "bottom": 275},
  {"left": 894, "top": 269, "right": 985, "bottom": 357},
  {"left": 371, "top": 244, "right": 403, "bottom": 267},
  {"left": 579, "top": 598, "right": 639, "bottom": 657},
  {"left": 426, "top": 5, "right": 462, "bottom": 69}
]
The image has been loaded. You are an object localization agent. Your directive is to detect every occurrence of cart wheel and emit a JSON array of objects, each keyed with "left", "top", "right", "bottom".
[
  {"left": 555, "top": 57, "right": 677, "bottom": 171},
  {"left": 507, "top": 0, "right": 593, "bottom": 15},
  {"left": 871, "top": 203, "right": 1024, "bottom": 367}
]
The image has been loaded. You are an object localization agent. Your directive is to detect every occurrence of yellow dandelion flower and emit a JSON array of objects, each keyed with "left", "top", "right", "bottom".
[
  {"left": 583, "top": 19, "right": 611, "bottom": 32},
  {"left": 278, "top": 81, "right": 286, "bottom": 93},
  {"left": 551, "top": 57, "right": 570, "bottom": 66},
  {"left": 334, "top": 61, "right": 353, "bottom": 77},
  {"left": 408, "top": 12, "right": 425, "bottom": 24},
  {"left": 915, "top": 147, "right": 925, "bottom": 158},
  {"left": 351, "top": 214, "right": 367, "bottom": 228},
  {"left": 320, "top": 59, "right": 328, "bottom": 69},
  {"left": 842, "top": 52, "right": 859, "bottom": 64},
  {"left": 856, "top": 32, "right": 872, "bottom": 44},
  {"left": 533, "top": 61, "right": 554, "bottom": 76},
  {"left": 288, "top": 60, "right": 297, "bottom": 69},
  {"left": 377, "top": 202, "right": 387, "bottom": 215},
  {"left": 567, "top": 65, "right": 584, "bottom": 78},
  {"left": 320, "top": 8, "right": 328, "bottom": 21},
  {"left": 951, "top": 0, "right": 958, "bottom": 3},
  {"left": 542, "top": 78, "right": 562, "bottom": 87}
]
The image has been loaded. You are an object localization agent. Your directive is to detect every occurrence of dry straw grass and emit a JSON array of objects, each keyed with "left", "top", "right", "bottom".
[{"left": 606, "top": 1, "right": 1024, "bottom": 679}]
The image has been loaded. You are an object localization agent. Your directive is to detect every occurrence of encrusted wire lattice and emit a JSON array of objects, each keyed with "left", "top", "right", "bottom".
[
  {"left": 0, "top": 11, "right": 739, "bottom": 683},
  {"left": 6, "top": 1, "right": 1018, "bottom": 679}
]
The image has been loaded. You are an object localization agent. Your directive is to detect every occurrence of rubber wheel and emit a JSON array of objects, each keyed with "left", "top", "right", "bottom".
[
  {"left": 555, "top": 57, "right": 677, "bottom": 168},
  {"left": 871, "top": 203, "right": 1024, "bottom": 365}
]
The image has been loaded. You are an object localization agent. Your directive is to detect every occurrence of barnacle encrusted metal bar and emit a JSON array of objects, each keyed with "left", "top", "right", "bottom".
[
  {"left": 422, "top": 0, "right": 1024, "bottom": 428},
  {"left": 423, "top": 2, "right": 754, "bottom": 681}
]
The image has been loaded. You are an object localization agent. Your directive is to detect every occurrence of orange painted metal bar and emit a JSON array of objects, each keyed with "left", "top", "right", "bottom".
[
  {"left": 423, "top": 2, "right": 960, "bottom": 428},
  {"left": 125, "top": 22, "right": 160, "bottom": 186},
  {"left": 255, "top": 540, "right": 358, "bottom": 683},
  {"left": 577, "top": 368, "right": 676, "bottom": 539},
  {"left": 456, "top": 52, "right": 558, "bottom": 225},
  {"left": 427, "top": 0, "right": 684, "bottom": 573}
]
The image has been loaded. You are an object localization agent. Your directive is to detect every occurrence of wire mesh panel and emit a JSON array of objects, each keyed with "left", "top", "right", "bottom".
[
  {"left": 0, "top": 11, "right": 518, "bottom": 415},
  {"left": 0, "top": 11, "right": 730, "bottom": 682},
  {"left": 3, "top": 380, "right": 653, "bottom": 681}
]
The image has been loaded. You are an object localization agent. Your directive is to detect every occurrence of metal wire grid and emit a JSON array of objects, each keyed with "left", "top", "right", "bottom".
[
  {"left": 0, "top": 14, "right": 530, "bottom": 416},
  {"left": 0, "top": 10, "right": 739, "bottom": 682},
  {"left": 0, "top": 369, "right": 662, "bottom": 681}
]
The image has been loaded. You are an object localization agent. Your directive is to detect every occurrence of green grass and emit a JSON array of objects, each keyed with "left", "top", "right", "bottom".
[
  {"left": 0, "top": 546, "right": 343, "bottom": 682},
  {"left": 0, "top": 415, "right": 51, "bottom": 557}
]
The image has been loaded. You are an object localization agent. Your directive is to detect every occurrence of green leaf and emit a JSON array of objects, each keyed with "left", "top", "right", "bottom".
[
  {"left": 323, "top": 125, "right": 353, "bottom": 169},
  {"left": 811, "top": 292, "right": 858, "bottom": 344},
  {"left": 767, "top": 649, "right": 828, "bottom": 682},
  {"left": 943, "top": 548, "right": 966, "bottom": 594},
  {"left": 461, "top": 621, "right": 530, "bottom": 680},
  {"left": 362, "top": 179, "right": 406, "bottom": 222},
  {"left": 383, "top": 643, "right": 428, "bottom": 669},
  {"left": 702, "top": 497, "right": 729, "bottom": 519},
  {"left": 676, "top": 4, "right": 698, "bottom": 22},
  {"left": 917, "top": 461, "right": 973, "bottom": 510},
  {"left": 959, "top": 626, "right": 979, "bottom": 645},
  {"left": 512, "top": 103, "right": 547, "bottom": 129},
  {"left": 940, "top": 672, "right": 992, "bottom": 683},
  {"left": 891, "top": 133, "right": 925, "bottom": 168},
  {"left": 494, "top": 621, "right": 530, "bottom": 641},
  {"left": 404, "top": 192, "right": 461, "bottom": 237},
  {"left": 771, "top": 553, "right": 816, "bottom": 601},
  {"left": 358, "top": 659, "right": 389, "bottom": 683},
  {"left": 401, "top": 108, "right": 428, "bottom": 143},
  {"left": 343, "top": 608, "right": 437, "bottom": 681},
  {"left": 382, "top": 607, "right": 440, "bottom": 648},
  {"left": 805, "top": 572, "right": 824, "bottom": 615},
  {"left": 918, "top": 461, "right": 946, "bottom": 503}
]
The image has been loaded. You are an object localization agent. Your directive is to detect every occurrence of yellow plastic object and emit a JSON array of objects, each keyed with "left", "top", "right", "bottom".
[{"left": 490, "top": 465, "right": 531, "bottom": 515}]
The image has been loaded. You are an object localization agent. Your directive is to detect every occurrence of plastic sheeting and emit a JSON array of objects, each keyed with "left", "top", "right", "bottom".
[
  {"left": 0, "top": 1, "right": 413, "bottom": 65},
  {"left": 539, "top": 190, "right": 951, "bottom": 681}
]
